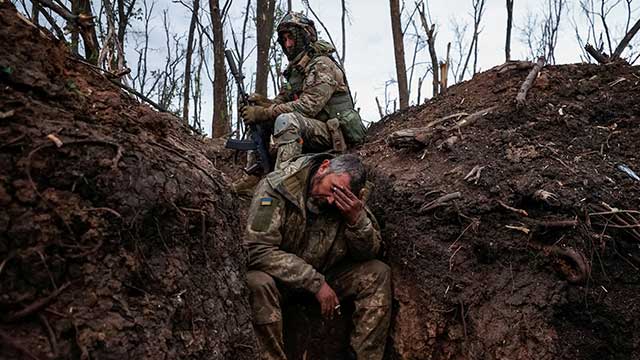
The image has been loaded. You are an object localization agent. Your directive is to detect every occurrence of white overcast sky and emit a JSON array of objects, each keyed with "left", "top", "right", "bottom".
[{"left": 21, "top": 0, "right": 636, "bottom": 135}]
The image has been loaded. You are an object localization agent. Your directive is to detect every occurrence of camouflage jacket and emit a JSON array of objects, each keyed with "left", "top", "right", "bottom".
[
  {"left": 270, "top": 41, "right": 352, "bottom": 121},
  {"left": 244, "top": 154, "right": 382, "bottom": 294}
]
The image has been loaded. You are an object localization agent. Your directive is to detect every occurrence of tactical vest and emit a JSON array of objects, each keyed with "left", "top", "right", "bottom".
[{"left": 282, "top": 42, "right": 366, "bottom": 144}]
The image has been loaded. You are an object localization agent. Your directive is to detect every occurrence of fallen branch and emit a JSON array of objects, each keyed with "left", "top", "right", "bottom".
[
  {"left": 498, "top": 200, "right": 528, "bottom": 217},
  {"left": 516, "top": 56, "right": 545, "bottom": 108},
  {"left": 463, "top": 165, "right": 485, "bottom": 184},
  {"left": 495, "top": 60, "right": 533, "bottom": 74},
  {"left": 387, "top": 107, "right": 496, "bottom": 149},
  {"left": 6, "top": 282, "right": 71, "bottom": 322},
  {"left": 419, "top": 192, "right": 461, "bottom": 213},
  {"left": 585, "top": 44, "right": 610, "bottom": 64}
]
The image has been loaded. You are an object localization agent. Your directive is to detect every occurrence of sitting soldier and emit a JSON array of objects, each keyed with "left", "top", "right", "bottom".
[
  {"left": 244, "top": 153, "right": 391, "bottom": 360},
  {"left": 234, "top": 11, "right": 366, "bottom": 194}
]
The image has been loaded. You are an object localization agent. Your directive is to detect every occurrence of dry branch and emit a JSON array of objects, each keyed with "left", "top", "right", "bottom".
[
  {"left": 6, "top": 282, "right": 72, "bottom": 322},
  {"left": 495, "top": 60, "right": 533, "bottom": 74},
  {"left": 387, "top": 107, "right": 496, "bottom": 148},
  {"left": 613, "top": 18, "right": 640, "bottom": 59},
  {"left": 419, "top": 192, "right": 461, "bottom": 213},
  {"left": 516, "top": 56, "right": 545, "bottom": 108},
  {"left": 585, "top": 44, "right": 610, "bottom": 64},
  {"left": 498, "top": 200, "right": 528, "bottom": 217}
]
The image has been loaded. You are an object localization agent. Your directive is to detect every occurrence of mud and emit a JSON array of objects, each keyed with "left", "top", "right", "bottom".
[
  {"left": 3, "top": 1, "right": 640, "bottom": 359},
  {"left": 362, "top": 61, "right": 640, "bottom": 359},
  {"left": 0, "top": 3, "right": 256, "bottom": 359}
]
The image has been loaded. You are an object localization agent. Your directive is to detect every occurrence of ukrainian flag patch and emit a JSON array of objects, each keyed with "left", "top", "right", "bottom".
[{"left": 260, "top": 197, "right": 273, "bottom": 206}]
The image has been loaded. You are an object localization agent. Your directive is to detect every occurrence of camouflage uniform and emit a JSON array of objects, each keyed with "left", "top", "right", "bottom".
[
  {"left": 245, "top": 154, "right": 392, "bottom": 360},
  {"left": 260, "top": 12, "right": 366, "bottom": 169}
]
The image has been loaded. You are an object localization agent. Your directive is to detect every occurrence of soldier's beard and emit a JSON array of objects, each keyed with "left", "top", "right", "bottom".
[{"left": 308, "top": 172, "right": 335, "bottom": 214}]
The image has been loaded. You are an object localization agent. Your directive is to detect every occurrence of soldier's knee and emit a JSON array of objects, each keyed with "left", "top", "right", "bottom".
[
  {"left": 358, "top": 260, "right": 392, "bottom": 307},
  {"left": 273, "top": 113, "right": 301, "bottom": 143},
  {"left": 367, "top": 260, "right": 391, "bottom": 286},
  {"left": 247, "top": 270, "right": 277, "bottom": 294}
]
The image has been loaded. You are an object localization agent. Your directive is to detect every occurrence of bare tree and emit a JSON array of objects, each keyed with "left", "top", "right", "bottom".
[
  {"left": 390, "top": 0, "right": 409, "bottom": 109},
  {"left": 154, "top": 10, "right": 185, "bottom": 111},
  {"left": 99, "top": 0, "right": 127, "bottom": 74},
  {"left": 182, "top": 0, "right": 201, "bottom": 124},
  {"left": 506, "top": 0, "right": 514, "bottom": 61},
  {"left": 417, "top": 1, "right": 439, "bottom": 97},
  {"left": 340, "top": 0, "right": 349, "bottom": 64},
  {"left": 520, "top": 0, "right": 565, "bottom": 64},
  {"left": 132, "top": 0, "right": 154, "bottom": 96},
  {"left": 459, "top": 0, "right": 486, "bottom": 82},
  {"left": 449, "top": 16, "right": 469, "bottom": 83},
  {"left": 209, "top": 0, "right": 230, "bottom": 138},
  {"left": 36, "top": 0, "right": 100, "bottom": 63},
  {"left": 255, "top": 0, "right": 276, "bottom": 95}
]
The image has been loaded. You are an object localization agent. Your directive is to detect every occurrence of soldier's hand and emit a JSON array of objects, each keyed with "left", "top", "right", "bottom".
[
  {"left": 315, "top": 281, "right": 340, "bottom": 319},
  {"left": 248, "top": 93, "right": 273, "bottom": 107},
  {"left": 332, "top": 185, "right": 365, "bottom": 226},
  {"left": 242, "top": 105, "right": 273, "bottom": 125}
]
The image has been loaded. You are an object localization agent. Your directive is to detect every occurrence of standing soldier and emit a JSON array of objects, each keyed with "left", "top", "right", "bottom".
[
  {"left": 244, "top": 153, "right": 391, "bottom": 360},
  {"left": 234, "top": 12, "right": 367, "bottom": 194}
]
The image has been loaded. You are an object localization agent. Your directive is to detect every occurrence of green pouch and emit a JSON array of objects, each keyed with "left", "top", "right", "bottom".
[{"left": 336, "top": 108, "right": 367, "bottom": 145}]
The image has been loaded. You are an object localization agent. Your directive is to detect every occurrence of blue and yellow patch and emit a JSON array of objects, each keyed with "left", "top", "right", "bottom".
[{"left": 260, "top": 197, "right": 273, "bottom": 206}]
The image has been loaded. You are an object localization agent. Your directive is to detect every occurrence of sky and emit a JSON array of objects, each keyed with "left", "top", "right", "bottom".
[
  {"left": 17, "top": 0, "right": 638, "bottom": 135},
  {"left": 193, "top": 0, "right": 635, "bottom": 135}
]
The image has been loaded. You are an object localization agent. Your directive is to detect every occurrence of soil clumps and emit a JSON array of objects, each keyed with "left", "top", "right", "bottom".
[
  {"left": 363, "top": 60, "right": 640, "bottom": 359},
  {"left": 0, "top": 3, "right": 255, "bottom": 359}
]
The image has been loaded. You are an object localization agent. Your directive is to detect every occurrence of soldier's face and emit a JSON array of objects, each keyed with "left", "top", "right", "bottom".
[
  {"left": 281, "top": 31, "right": 296, "bottom": 53},
  {"left": 310, "top": 161, "right": 352, "bottom": 209}
]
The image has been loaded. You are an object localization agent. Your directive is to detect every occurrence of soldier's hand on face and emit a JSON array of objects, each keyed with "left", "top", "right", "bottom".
[
  {"left": 241, "top": 105, "right": 273, "bottom": 125},
  {"left": 332, "top": 185, "right": 364, "bottom": 226},
  {"left": 315, "top": 281, "right": 340, "bottom": 319}
]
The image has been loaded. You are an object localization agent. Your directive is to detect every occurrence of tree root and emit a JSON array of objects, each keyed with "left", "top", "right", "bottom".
[
  {"left": 419, "top": 192, "right": 461, "bottom": 213},
  {"left": 5, "top": 282, "right": 71, "bottom": 322},
  {"left": 547, "top": 246, "right": 590, "bottom": 284}
]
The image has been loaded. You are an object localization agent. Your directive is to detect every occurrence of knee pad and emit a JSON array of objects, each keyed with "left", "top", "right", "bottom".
[{"left": 273, "top": 113, "right": 301, "bottom": 144}]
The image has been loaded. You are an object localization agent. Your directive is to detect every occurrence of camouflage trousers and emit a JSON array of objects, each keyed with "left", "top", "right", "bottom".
[
  {"left": 247, "top": 259, "right": 392, "bottom": 360},
  {"left": 272, "top": 112, "right": 332, "bottom": 169}
]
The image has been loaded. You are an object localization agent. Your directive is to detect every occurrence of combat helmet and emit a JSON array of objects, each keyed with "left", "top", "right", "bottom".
[{"left": 277, "top": 11, "right": 317, "bottom": 60}]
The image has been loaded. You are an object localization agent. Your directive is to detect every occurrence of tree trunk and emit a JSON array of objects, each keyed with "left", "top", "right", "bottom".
[
  {"left": 505, "top": 0, "right": 514, "bottom": 61},
  {"left": 183, "top": 0, "right": 200, "bottom": 124},
  {"left": 209, "top": 0, "right": 229, "bottom": 138},
  {"left": 390, "top": 0, "right": 409, "bottom": 109},
  {"left": 76, "top": 0, "right": 100, "bottom": 64},
  {"left": 255, "top": 0, "right": 276, "bottom": 96},
  {"left": 417, "top": 3, "right": 439, "bottom": 97}
]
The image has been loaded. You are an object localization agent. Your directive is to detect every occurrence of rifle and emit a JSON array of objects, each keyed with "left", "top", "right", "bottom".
[{"left": 224, "top": 49, "right": 272, "bottom": 175}]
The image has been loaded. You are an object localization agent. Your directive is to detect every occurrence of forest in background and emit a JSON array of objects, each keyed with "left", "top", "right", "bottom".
[{"left": 9, "top": 0, "right": 640, "bottom": 136}]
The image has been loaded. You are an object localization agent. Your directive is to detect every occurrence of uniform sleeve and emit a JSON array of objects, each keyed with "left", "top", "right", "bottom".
[
  {"left": 272, "top": 86, "right": 290, "bottom": 105},
  {"left": 344, "top": 208, "right": 382, "bottom": 261},
  {"left": 244, "top": 180, "right": 325, "bottom": 294},
  {"left": 270, "top": 57, "right": 339, "bottom": 118}
]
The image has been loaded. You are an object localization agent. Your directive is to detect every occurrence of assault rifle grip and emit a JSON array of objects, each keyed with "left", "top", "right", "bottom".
[{"left": 224, "top": 49, "right": 271, "bottom": 175}]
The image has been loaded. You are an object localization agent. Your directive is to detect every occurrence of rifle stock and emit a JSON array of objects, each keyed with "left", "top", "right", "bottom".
[{"left": 224, "top": 49, "right": 272, "bottom": 175}]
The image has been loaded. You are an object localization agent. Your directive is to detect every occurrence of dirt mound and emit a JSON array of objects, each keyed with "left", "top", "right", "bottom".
[
  {"left": 362, "top": 62, "right": 640, "bottom": 358},
  {"left": 0, "top": 3, "right": 256, "bottom": 359}
]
